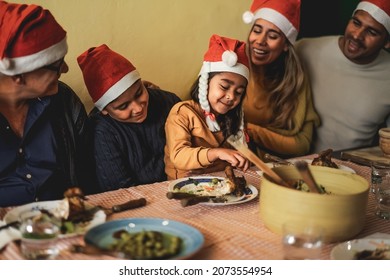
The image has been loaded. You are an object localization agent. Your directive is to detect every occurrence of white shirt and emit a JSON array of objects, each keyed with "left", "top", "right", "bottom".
[{"left": 296, "top": 36, "right": 390, "bottom": 152}]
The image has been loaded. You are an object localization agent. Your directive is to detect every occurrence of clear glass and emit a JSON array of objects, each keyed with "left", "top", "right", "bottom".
[
  {"left": 282, "top": 223, "right": 323, "bottom": 260},
  {"left": 371, "top": 162, "right": 390, "bottom": 193},
  {"left": 375, "top": 178, "right": 390, "bottom": 220},
  {"left": 20, "top": 215, "right": 59, "bottom": 260}
]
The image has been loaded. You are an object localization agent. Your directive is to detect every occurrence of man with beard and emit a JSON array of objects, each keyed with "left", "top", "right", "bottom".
[{"left": 295, "top": 0, "right": 390, "bottom": 153}]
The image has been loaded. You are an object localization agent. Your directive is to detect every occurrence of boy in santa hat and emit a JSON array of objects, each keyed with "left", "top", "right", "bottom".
[
  {"left": 0, "top": 1, "right": 92, "bottom": 207},
  {"left": 295, "top": 0, "right": 390, "bottom": 153},
  {"left": 78, "top": 44, "right": 180, "bottom": 191}
]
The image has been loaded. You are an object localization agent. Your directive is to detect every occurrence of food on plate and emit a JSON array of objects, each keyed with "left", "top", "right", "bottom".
[
  {"left": 32, "top": 187, "right": 96, "bottom": 234},
  {"left": 167, "top": 166, "right": 248, "bottom": 206},
  {"left": 293, "top": 179, "right": 330, "bottom": 194},
  {"left": 109, "top": 230, "right": 182, "bottom": 259},
  {"left": 311, "top": 149, "right": 338, "bottom": 169},
  {"left": 224, "top": 165, "right": 247, "bottom": 197},
  {"left": 354, "top": 247, "right": 390, "bottom": 260}
]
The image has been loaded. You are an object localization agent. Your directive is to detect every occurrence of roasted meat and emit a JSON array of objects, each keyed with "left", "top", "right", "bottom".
[
  {"left": 311, "top": 149, "right": 338, "bottom": 169},
  {"left": 63, "top": 187, "right": 94, "bottom": 223},
  {"left": 224, "top": 165, "right": 247, "bottom": 197}
]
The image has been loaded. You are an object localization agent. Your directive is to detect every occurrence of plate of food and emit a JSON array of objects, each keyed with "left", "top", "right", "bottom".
[
  {"left": 4, "top": 189, "right": 106, "bottom": 238},
  {"left": 84, "top": 218, "right": 204, "bottom": 260},
  {"left": 260, "top": 149, "right": 356, "bottom": 175},
  {"left": 330, "top": 238, "right": 390, "bottom": 260},
  {"left": 258, "top": 159, "right": 355, "bottom": 175},
  {"left": 288, "top": 159, "right": 356, "bottom": 173},
  {"left": 167, "top": 166, "right": 256, "bottom": 206}
]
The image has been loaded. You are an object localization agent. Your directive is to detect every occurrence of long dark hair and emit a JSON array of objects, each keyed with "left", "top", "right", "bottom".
[
  {"left": 250, "top": 42, "right": 304, "bottom": 129},
  {"left": 189, "top": 72, "right": 246, "bottom": 139}
]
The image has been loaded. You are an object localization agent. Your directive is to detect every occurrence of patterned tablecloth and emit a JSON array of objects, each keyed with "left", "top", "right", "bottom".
[{"left": 1, "top": 157, "right": 389, "bottom": 260}]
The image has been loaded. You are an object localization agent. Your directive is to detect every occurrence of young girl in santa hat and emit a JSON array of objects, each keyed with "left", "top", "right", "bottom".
[{"left": 164, "top": 34, "right": 250, "bottom": 180}]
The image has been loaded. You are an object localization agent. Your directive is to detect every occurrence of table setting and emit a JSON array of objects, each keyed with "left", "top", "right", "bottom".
[{"left": 1, "top": 150, "right": 390, "bottom": 260}]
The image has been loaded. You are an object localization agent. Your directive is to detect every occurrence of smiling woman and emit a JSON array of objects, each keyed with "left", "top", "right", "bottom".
[{"left": 242, "top": 0, "right": 320, "bottom": 158}]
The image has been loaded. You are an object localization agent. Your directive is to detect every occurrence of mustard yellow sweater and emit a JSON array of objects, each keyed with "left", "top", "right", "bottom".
[
  {"left": 244, "top": 76, "right": 320, "bottom": 157},
  {"left": 164, "top": 100, "right": 231, "bottom": 180}
]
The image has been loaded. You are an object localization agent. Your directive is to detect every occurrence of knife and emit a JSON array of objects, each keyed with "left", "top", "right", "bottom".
[
  {"left": 110, "top": 198, "right": 147, "bottom": 213},
  {"left": 68, "top": 198, "right": 147, "bottom": 222}
]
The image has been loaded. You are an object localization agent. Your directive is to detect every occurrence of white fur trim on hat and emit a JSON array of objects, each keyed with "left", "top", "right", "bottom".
[
  {"left": 252, "top": 8, "right": 298, "bottom": 44},
  {"left": 355, "top": 1, "right": 390, "bottom": 33},
  {"left": 0, "top": 38, "right": 68, "bottom": 75},
  {"left": 95, "top": 70, "right": 141, "bottom": 111},
  {"left": 199, "top": 61, "right": 249, "bottom": 81}
]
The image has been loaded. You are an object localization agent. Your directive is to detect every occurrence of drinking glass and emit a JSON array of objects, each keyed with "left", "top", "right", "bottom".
[
  {"left": 282, "top": 223, "right": 323, "bottom": 260},
  {"left": 20, "top": 214, "right": 60, "bottom": 260},
  {"left": 371, "top": 162, "right": 390, "bottom": 193},
  {"left": 375, "top": 178, "right": 390, "bottom": 220}
]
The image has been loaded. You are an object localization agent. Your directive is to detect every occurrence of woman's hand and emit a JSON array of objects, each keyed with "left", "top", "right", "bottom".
[{"left": 207, "top": 148, "right": 250, "bottom": 172}]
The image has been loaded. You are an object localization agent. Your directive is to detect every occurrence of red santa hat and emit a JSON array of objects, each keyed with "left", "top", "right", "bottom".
[
  {"left": 242, "top": 0, "right": 301, "bottom": 44},
  {"left": 198, "top": 34, "right": 249, "bottom": 135},
  {"left": 355, "top": 0, "right": 390, "bottom": 33},
  {"left": 0, "top": 1, "right": 67, "bottom": 75},
  {"left": 77, "top": 44, "right": 141, "bottom": 111}
]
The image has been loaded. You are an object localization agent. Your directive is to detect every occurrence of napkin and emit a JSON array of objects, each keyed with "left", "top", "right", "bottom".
[{"left": 0, "top": 220, "right": 21, "bottom": 250}]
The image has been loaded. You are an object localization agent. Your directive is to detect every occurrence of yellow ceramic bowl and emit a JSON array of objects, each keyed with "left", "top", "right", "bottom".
[{"left": 260, "top": 165, "right": 369, "bottom": 243}]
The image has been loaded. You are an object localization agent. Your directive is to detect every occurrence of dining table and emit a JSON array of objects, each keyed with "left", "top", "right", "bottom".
[{"left": 1, "top": 154, "right": 389, "bottom": 260}]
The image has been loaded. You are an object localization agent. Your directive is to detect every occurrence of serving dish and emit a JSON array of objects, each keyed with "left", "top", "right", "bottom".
[{"left": 260, "top": 165, "right": 369, "bottom": 243}]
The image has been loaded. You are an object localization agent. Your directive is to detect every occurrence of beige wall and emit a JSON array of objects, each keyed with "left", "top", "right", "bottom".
[{"left": 13, "top": 0, "right": 252, "bottom": 111}]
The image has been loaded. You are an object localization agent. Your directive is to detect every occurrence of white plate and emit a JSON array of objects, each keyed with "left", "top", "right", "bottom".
[
  {"left": 168, "top": 176, "right": 257, "bottom": 206},
  {"left": 4, "top": 200, "right": 106, "bottom": 238},
  {"left": 257, "top": 159, "right": 355, "bottom": 175},
  {"left": 289, "top": 159, "right": 356, "bottom": 173},
  {"left": 331, "top": 238, "right": 390, "bottom": 260}
]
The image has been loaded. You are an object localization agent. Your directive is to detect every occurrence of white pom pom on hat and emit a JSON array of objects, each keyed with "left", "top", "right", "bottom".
[
  {"left": 222, "top": 50, "right": 238, "bottom": 67},
  {"left": 242, "top": 11, "right": 254, "bottom": 24}
]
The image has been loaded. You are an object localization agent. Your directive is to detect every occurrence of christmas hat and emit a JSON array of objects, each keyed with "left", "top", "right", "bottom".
[
  {"left": 0, "top": 1, "right": 67, "bottom": 75},
  {"left": 77, "top": 44, "right": 141, "bottom": 111},
  {"left": 355, "top": 0, "right": 390, "bottom": 33},
  {"left": 198, "top": 34, "right": 249, "bottom": 134},
  {"left": 242, "top": 0, "right": 301, "bottom": 43}
]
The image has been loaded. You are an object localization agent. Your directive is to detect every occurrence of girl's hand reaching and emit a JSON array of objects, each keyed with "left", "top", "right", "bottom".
[{"left": 207, "top": 148, "right": 250, "bottom": 172}]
